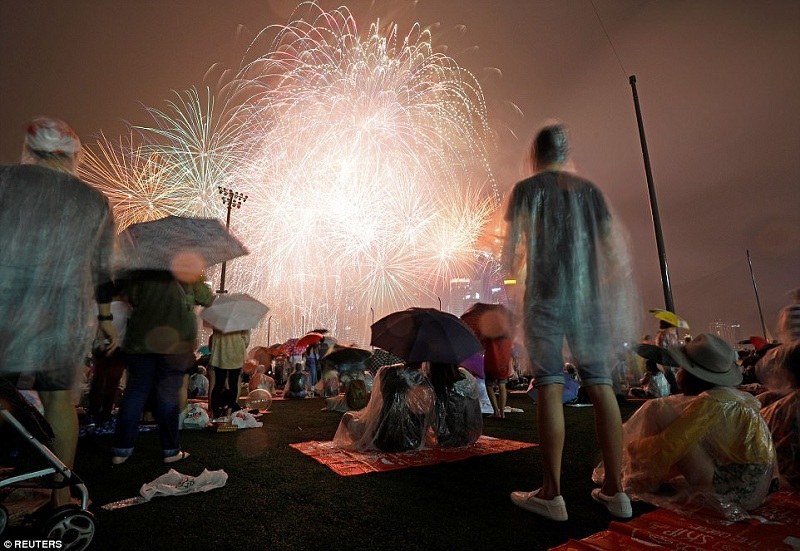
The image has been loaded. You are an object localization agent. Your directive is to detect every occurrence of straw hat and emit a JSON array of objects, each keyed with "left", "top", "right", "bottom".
[{"left": 667, "top": 333, "right": 742, "bottom": 386}]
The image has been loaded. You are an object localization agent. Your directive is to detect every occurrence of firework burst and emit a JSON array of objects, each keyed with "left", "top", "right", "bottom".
[{"left": 86, "top": 3, "right": 500, "bottom": 345}]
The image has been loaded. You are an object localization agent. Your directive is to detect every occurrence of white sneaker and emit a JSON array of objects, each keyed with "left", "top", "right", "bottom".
[
  {"left": 510, "top": 489, "right": 568, "bottom": 521},
  {"left": 591, "top": 489, "right": 632, "bottom": 518}
]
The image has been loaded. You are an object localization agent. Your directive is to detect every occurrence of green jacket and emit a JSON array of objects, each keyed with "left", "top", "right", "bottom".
[{"left": 122, "top": 271, "right": 215, "bottom": 355}]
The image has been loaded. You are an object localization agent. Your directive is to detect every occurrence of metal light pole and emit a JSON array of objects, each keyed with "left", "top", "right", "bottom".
[
  {"left": 629, "top": 75, "right": 675, "bottom": 312},
  {"left": 267, "top": 315, "right": 272, "bottom": 345},
  {"left": 217, "top": 186, "right": 248, "bottom": 294}
]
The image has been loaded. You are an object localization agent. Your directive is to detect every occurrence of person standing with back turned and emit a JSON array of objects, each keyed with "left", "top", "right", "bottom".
[{"left": 503, "top": 123, "right": 640, "bottom": 521}]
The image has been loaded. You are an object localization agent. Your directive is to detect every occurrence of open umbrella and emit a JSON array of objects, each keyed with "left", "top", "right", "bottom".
[
  {"left": 323, "top": 345, "right": 372, "bottom": 365},
  {"left": 113, "top": 215, "right": 248, "bottom": 274},
  {"left": 370, "top": 307, "right": 482, "bottom": 365},
  {"left": 648, "top": 308, "right": 690, "bottom": 330},
  {"left": 200, "top": 293, "right": 268, "bottom": 333},
  {"left": 460, "top": 303, "right": 514, "bottom": 340},
  {"left": 366, "top": 348, "right": 405, "bottom": 373},
  {"left": 296, "top": 332, "right": 325, "bottom": 349}
]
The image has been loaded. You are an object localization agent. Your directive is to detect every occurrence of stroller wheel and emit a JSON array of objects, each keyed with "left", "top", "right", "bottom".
[
  {"left": 0, "top": 505, "right": 7, "bottom": 536},
  {"left": 40, "top": 505, "right": 96, "bottom": 551}
]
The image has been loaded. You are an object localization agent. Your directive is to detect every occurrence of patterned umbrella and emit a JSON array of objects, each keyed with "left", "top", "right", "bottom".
[
  {"left": 366, "top": 348, "right": 405, "bottom": 374},
  {"left": 113, "top": 215, "right": 247, "bottom": 274}
]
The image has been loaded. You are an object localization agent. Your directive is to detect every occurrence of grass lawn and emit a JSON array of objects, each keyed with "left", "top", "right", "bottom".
[{"left": 66, "top": 393, "right": 651, "bottom": 550}]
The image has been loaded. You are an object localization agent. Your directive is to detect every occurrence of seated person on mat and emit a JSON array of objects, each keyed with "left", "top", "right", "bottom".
[
  {"left": 332, "top": 363, "right": 435, "bottom": 452},
  {"left": 428, "top": 362, "right": 482, "bottom": 447},
  {"left": 283, "top": 363, "right": 309, "bottom": 399},
  {"left": 594, "top": 334, "right": 777, "bottom": 522}
]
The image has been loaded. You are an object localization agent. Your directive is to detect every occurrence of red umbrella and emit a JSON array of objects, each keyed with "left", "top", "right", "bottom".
[{"left": 296, "top": 332, "right": 325, "bottom": 349}]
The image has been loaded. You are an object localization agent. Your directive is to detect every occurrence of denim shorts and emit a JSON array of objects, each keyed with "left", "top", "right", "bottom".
[{"left": 524, "top": 298, "right": 611, "bottom": 388}]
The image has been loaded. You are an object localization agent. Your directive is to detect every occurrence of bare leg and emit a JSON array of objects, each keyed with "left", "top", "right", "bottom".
[
  {"left": 498, "top": 382, "right": 508, "bottom": 418},
  {"left": 38, "top": 390, "right": 78, "bottom": 507},
  {"left": 485, "top": 380, "right": 501, "bottom": 417},
  {"left": 537, "top": 383, "right": 565, "bottom": 499},
  {"left": 586, "top": 384, "right": 624, "bottom": 495}
]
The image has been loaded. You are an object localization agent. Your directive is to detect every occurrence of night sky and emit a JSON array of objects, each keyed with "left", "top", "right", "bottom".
[{"left": 2, "top": 0, "right": 798, "bottom": 344}]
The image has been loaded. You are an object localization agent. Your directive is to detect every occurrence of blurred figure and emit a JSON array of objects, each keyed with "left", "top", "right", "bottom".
[
  {"left": 757, "top": 340, "right": 800, "bottom": 490},
  {"left": 504, "top": 124, "right": 640, "bottom": 521},
  {"left": 777, "top": 288, "right": 800, "bottom": 343},
  {"left": 208, "top": 329, "right": 250, "bottom": 419},
  {"left": 112, "top": 270, "right": 214, "bottom": 464},
  {"left": 428, "top": 362, "right": 482, "bottom": 447},
  {"left": 483, "top": 337, "right": 513, "bottom": 419},
  {"left": 599, "top": 334, "right": 777, "bottom": 522},
  {"left": 655, "top": 321, "right": 681, "bottom": 394},
  {"left": 87, "top": 291, "right": 131, "bottom": 424},
  {"left": 0, "top": 117, "right": 117, "bottom": 507}
]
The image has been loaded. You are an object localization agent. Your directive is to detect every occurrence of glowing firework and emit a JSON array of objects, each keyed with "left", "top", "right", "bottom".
[{"left": 85, "top": 3, "right": 500, "bottom": 346}]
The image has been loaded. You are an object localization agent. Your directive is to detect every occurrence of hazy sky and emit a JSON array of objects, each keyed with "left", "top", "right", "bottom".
[{"left": 2, "top": 0, "right": 798, "bottom": 344}]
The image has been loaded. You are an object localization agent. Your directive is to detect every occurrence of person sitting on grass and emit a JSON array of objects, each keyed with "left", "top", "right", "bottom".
[
  {"left": 428, "top": 362, "right": 482, "bottom": 447},
  {"left": 284, "top": 363, "right": 309, "bottom": 399},
  {"left": 332, "top": 363, "right": 435, "bottom": 452},
  {"left": 595, "top": 334, "right": 777, "bottom": 522}
]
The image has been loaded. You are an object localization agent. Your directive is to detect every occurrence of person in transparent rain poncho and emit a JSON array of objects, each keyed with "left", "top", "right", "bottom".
[
  {"left": 332, "top": 363, "right": 435, "bottom": 453},
  {"left": 0, "top": 117, "right": 117, "bottom": 507},
  {"left": 594, "top": 334, "right": 777, "bottom": 523},
  {"left": 503, "top": 123, "right": 641, "bottom": 521},
  {"left": 756, "top": 339, "right": 800, "bottom": 491},
  {"left": 427, "top": 363, "right": 482, "bottom": 448}
]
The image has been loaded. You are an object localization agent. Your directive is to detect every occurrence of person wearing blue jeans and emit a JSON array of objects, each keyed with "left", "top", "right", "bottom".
[
  {"left": 112, "top": 270, "right": 214, "bottom": 465},
  {"left": 113, "top": 352, "right": 194, "bottom": 462}
]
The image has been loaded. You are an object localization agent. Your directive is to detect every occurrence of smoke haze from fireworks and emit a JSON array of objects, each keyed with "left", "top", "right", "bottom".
[{"left": 81, "top": 3, "right": 500, "bottom": 346}]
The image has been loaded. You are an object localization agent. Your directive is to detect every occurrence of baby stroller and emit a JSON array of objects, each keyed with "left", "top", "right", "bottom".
[{"left": 0, "top": 378, "right": 95, "bottom": 550}]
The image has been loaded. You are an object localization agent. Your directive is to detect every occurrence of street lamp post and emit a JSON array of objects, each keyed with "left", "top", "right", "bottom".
[{"left": 217, "top": 185, "right": 247, "bottom": 294}]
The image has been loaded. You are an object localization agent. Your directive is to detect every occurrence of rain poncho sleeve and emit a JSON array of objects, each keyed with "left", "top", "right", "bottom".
[
  {"left": 502, "top": 171, "right": 640, "bottom": 364},
  {"left": 432, "top": 368, "right": 482, "bottom": 447},
  {"left": 332, "top": 365, "right": 435, "bottom": 453},
  {"left": 761, "top": 389, "right": 800, "bottom": 490},
  {"left": 596, "top": 387, "right": 776, "bottom": 521},
  {"left": 0, "top": 164, "right": 115, "bottom": 379}
]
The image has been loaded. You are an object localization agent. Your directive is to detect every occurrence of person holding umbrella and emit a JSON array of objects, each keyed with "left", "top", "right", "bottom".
[
  {"left": 111, "top": 269, "right": 215, "bottom": 464},
  {"left": 503, "top": 124, "right": 640, "bottom": 520}
]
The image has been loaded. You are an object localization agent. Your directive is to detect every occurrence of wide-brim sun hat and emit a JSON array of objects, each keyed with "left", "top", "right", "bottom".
[{"left": 666, "top": 333, "right": 742, "bottom": 386}]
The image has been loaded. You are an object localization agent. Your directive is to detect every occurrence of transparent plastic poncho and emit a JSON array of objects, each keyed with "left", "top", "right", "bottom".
[
  {"left": 594, "top": 387, "right": 777, "bottom": 522},
  {"left": 0, "top": 165, "right": 115, "bottom": 381},
  {"left": 332, "top": 365, "right": 435, "bottom": 452},
  {"left": 430, "top": 368, "right": 482, "bottom": 448},
  {"left": 503, "top": 171, "right": 641, "bottom": 373}
]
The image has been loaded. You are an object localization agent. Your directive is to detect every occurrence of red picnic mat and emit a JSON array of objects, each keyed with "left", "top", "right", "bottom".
[
  {"left": 551, "top": 490, "right": 800, "bottom": 550},
  {"left": 290, "top": 435, "right": 536, "bottom": 476}
]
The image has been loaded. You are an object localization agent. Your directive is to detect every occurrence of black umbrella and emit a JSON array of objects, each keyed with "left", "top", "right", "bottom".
[
  {"left": 323, "top": 345, "right": 372, "bottom": 366},
  {"left": 370, "top": 307, "right": 482, "bottom": 365}
]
